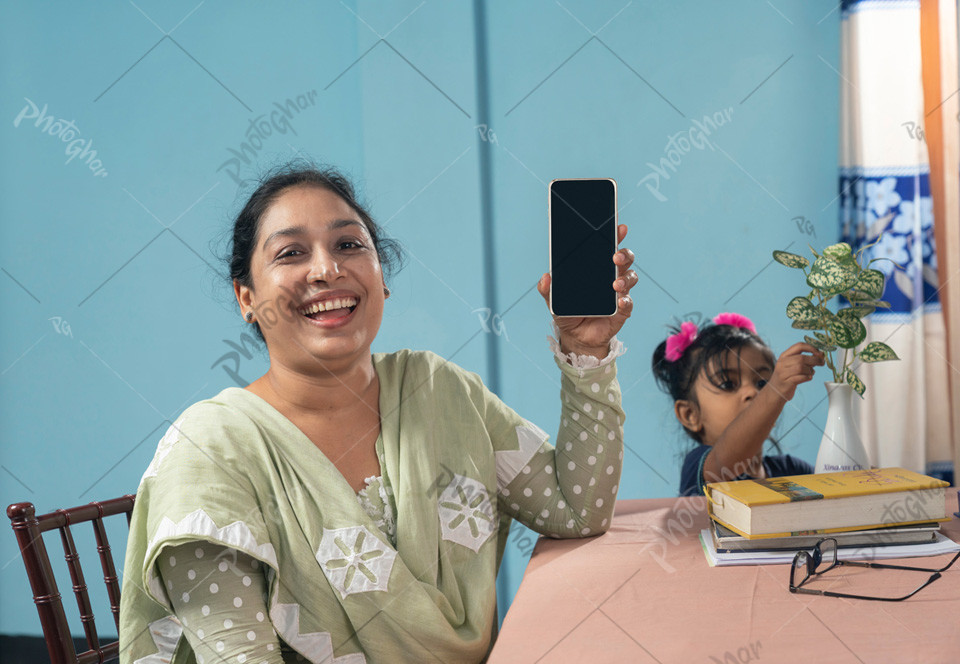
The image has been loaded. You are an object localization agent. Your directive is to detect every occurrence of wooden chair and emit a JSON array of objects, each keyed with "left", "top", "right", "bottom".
[{"left": 7, "top": 495, "right": 135, "bottom": 664}]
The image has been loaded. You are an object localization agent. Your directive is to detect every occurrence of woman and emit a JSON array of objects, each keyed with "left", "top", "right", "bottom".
[{"left": 120, "top": 165, "right": 638, "bottom": 663}]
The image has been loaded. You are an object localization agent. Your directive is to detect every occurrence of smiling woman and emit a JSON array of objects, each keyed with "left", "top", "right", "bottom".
[
  {"left": 119, "top": 162, "right": 639, "bottom": 664},
  {"left": 236, "top": 185, "right": 388, "bottom": 381},
  {"left": 227, "top": 167, "right": 403, "bottom": 346}
]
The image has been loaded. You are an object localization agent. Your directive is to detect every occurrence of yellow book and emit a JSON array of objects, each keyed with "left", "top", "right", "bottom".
[{"left": 705, "top": 467, "right": 949, "bottom": 539}]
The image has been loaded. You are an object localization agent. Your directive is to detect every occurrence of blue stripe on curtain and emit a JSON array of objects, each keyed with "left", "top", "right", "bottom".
[
  {"left": 842, "top": 1, "right": 920, "bottom": 16},
  {"left": 840, "top": 168, "right": 939, "bottom": 321}
]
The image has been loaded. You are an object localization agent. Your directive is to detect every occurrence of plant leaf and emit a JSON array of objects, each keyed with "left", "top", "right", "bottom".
[
  {"left": 860, "top": 341, "right": 899, "bottom": 363},
  {"left": 845, "top": 289, "right": 876, "bottom": 302},
  {"left": 823, "top": 242, "right": 853, "bottom": 261},
  {"left": 845, "top": 316, "right": 867, "bottom": 346},
  {"left": 828, "top": 316, "right": 866, "bottom": 348},
  {"left": 807, "top": 256, "right": 857, "bottom": 295},
  {"left": 828, "top": 319, "right": 853, "bottom": 346},
  {"left": 846, "top": 369, "right": 866, "bottom": 396},
  {"left": 836, "top": 308, "right": 869, "bottom": 330},
  {"left": 773, "top": 250, "right": 810, "bottom": 269},
  {"left": 804, "top": 334, "right": 837, "bottom": 352},
  {"left": 836, "top": 307, "right": 860, "bottom": 321},
  {"left": 852, "top": 269, "right": 885, "bottom": 299},
  {"left": 791, "top": 317, "right": 822, "bottom": 330},
  {"left": 874, "top": 300, "right": 892, "bottom": 309},
  {"left": 823, "top": 242, "right": 857, "bottom": 269},
  {"left": 819, "top": 308, "right": 838, "bottom": 323},
  {"left": 848, "top": 318, "right": 867, "bottom": 347},
  {"left": 843, "top": 304, "right": 876, "bottom": 318},
  {"left": 814, "top": 331, "right": 835, "bottom": 345},
  {"left": 786, "top": 296, "right": 817, "bottom": 320}
]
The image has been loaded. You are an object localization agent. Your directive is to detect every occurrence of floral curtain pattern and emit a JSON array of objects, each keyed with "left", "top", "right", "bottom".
[{"left": 840, "top": 169, "right": 939, "bottom": 314}]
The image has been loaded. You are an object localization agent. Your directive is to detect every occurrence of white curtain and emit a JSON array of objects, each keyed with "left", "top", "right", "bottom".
[{"left": 838, "top": 0, "right": 955, "bottom": 478}]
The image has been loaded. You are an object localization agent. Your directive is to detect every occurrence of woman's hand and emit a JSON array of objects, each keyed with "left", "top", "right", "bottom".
[{"left": 537, "top": 224, "right": 637, "bottom": 359}]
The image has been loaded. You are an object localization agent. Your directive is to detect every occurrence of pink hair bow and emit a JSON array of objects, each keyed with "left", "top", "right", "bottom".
[
  {"left": 665, "top": 321, "right": 698, "bottom": 362},
  {"left": 712, "top": 312, "right": 756, "bottom": 334}
]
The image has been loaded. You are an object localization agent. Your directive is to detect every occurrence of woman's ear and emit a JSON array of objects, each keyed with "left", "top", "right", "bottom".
[
  {"left": 674, "top": 399, "right": 702, "bottom": 435},
  {"left": 234, "top": 280, "right": 254, "bottom": 317}
]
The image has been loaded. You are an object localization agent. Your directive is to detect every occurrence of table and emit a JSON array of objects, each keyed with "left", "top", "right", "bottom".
[{"left": 489, "top": 491, "right": 960, "bottom": 663}]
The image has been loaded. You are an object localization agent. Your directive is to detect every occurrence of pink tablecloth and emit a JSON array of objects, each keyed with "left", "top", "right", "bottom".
[{"left": 489, "top": 492, "right": 960, "bottom": 663}]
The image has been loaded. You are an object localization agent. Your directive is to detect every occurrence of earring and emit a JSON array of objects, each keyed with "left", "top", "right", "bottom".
[
  {"left": 245, "top": 311, "right": 254, "bottom": 322},
  {"left": 383, "top": 287, "right": 391, "bottom": 298}
]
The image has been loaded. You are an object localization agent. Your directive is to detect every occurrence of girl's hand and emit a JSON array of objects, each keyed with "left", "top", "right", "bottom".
[
  {"left": 766, "top": 342, "right": 825, "bottom": 402},
  {"left": 537, "top": 224, "right": 637, "bottom": 359}
]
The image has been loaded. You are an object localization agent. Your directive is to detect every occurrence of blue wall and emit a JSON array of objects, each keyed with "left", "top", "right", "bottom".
[{"left": 0, "top": 0, "right": 839, "bottom": 638}]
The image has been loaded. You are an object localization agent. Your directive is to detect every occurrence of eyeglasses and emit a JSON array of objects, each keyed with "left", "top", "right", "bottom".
[{"left": 789, "top": 538, "right": 960, "bottom": 602}]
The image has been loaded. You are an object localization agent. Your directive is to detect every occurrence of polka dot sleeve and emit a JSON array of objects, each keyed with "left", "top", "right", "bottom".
[
  {"left": 496, "top": 355, "right": 624, "bottom": 539},
  {"left": 159, "top": 541, "right": 285, "bottom": 664}
]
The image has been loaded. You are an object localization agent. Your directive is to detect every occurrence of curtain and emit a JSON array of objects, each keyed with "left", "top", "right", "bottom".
[{"left": 839, "top": 0, "right": 959, "bottom": 481}]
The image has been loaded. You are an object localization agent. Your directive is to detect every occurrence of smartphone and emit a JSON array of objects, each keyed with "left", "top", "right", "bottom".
[{"left": 549, "top": 178, "right": 618, "bottom": 317}]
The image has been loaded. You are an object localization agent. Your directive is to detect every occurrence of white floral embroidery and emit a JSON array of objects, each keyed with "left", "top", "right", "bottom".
[
  {"left": 133, "top": 616, "right": 183, "bottom": 664},
  {"left": 317, "top": 526, "right": 396, "bottom": 599},
  {"left": 355, "top": 476, "right": 397, "bottom": 544},
  {"left": 270, "top": 602, "right": 366, "bottom": 663},
  {"left": 140, "top": 417, "right": 186, "bottom": 485},
  {"left": 437, "top": 474, "right": 497, "bottom": 552},
  {"left": 496, "top": 422, "right": 546, "bottom": 489}
]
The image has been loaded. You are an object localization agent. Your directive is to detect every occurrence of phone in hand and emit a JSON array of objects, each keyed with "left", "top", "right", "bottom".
[{"left": 548, "top": 178, "right": 618, "bottom": 317}]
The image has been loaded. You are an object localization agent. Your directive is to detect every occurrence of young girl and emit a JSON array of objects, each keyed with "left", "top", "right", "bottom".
[{"left": 652, "top": 312, "right": 825, "bottom": 496}]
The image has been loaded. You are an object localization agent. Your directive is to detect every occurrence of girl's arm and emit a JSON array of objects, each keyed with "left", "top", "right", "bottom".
[{"left": 702, "top": 342, "right": 823, "bottom": 485}]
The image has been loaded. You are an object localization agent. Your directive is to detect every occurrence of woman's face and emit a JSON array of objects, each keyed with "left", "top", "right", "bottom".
[{"left": 236, "top": 185, "right": 385, "bottom": 372}]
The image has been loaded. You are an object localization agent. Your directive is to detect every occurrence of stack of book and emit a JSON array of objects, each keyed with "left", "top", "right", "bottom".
[{"left": 703, "top": 467, "right": 950, "bottom": 555}]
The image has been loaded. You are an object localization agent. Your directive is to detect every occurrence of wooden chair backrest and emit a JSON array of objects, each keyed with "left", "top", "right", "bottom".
[{"left": 7, "top": 495, "right": 135, "bottom": 664}]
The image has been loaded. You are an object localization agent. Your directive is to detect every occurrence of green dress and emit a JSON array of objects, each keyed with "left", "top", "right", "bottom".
[{"left": 120, "top": 349, "right": 624, "bottom": 663}]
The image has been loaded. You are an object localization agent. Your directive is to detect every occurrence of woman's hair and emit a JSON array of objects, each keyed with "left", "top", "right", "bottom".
[
  {"left": 227, "top": 162, "right": 404, "bottom": 342},
  {"left": 651, "top": 319, "right": 774, "bottom": 443}
]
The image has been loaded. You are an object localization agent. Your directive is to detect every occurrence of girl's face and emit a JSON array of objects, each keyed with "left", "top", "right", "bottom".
[
  {"left": 235, "top": 185, "right": 386, "bottom": 372},
  {"left": 677, "top": 343, "right": 776, "bottom": 445}
]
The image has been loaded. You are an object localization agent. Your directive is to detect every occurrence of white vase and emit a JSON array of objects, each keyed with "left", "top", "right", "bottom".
[{"left": 814, "top": 382, "right": 871, "bottom": 473}]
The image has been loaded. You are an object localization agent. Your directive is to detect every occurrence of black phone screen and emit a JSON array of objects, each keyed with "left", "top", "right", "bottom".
[{"left": 549, "top": 178, "right": 618, "bottom": 317}]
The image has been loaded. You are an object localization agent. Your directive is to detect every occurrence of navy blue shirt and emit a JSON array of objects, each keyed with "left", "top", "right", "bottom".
[{"left": 679, "top": 444, "right": 813, "bottom": 497}]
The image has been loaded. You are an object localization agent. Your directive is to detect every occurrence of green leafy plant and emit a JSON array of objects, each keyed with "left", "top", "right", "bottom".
[{"left": 773, "top": 242, "right": 899, "bottom": 396}]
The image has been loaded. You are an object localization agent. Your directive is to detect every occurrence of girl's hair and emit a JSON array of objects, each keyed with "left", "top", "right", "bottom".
[
  {"left": 226, "top": 161, "right": 404, "bottom": 343},
  {"left": 651, "top": 319, "right": 774, "bottom": 443}
]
